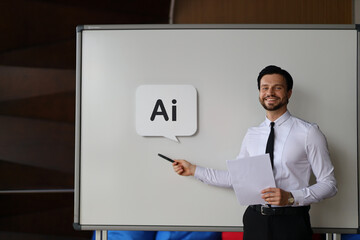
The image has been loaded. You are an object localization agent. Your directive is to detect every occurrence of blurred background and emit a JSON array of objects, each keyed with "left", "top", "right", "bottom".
[{"left": 0, "top": 0, "right": 357, "bottom": 239}]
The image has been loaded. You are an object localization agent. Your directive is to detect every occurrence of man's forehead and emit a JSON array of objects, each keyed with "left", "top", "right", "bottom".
[{"left": 260, "top": 74, "right": 286, "bottom": 85}]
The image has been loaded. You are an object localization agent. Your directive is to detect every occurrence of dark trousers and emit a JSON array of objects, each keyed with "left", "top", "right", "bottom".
[{"left": 243, "top": 206, "right": 313, "bottom": 240}]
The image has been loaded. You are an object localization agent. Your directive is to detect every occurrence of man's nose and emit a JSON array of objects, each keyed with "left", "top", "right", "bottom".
[{"left": 266, "top": 88, "right": 275, "bottom": 95}]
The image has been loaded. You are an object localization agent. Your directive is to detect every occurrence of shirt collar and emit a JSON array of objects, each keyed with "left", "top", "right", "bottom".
[{"left": 265, "top": 111, "right": 291, "bottom": 127}]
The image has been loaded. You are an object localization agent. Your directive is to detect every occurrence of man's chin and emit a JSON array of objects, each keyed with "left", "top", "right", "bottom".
[
  {"left": 262, "top": 103, "right": 282, "bottom": 111},
  {"left": 265, "top": 107, "right": 278, "bottom": 111}
]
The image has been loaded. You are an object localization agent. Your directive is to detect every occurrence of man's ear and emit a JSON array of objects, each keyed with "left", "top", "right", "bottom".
[{"left": 287, "top": 89, "right": 293, "bottom": 99}]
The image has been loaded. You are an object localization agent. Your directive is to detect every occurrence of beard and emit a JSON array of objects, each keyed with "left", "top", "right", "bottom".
[{"left": 260, "top": 96, "right": 289, "bottom": 111}]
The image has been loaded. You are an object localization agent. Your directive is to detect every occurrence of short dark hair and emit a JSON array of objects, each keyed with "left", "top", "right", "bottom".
[{"left": 257, "top": 65, "right": 293, "bottom": 91}]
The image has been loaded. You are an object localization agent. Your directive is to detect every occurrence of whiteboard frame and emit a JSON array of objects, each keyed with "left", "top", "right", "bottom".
[{"left": 74, "top": 24, "right": 360, "bottom": 233}]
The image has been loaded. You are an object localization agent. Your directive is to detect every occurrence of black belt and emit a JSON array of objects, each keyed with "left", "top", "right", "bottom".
[{"left": 250, "top": 205, "right": 310, "bottom": 216}]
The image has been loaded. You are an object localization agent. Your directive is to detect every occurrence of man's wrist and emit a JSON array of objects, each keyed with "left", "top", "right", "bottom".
[
  {"left": 288, "top": 192, "right": 295, "bottom": 205},
  {"left": 190, "top": 165, "right": 197, "bottom": 176}
]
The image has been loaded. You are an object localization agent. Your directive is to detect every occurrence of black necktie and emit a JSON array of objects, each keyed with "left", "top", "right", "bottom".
[{"left": 265, "top": 122, "right": 275, "bottom": 168}]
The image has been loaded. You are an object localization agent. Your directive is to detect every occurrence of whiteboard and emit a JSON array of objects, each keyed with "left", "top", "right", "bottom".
[{"left": 74, "top": 25, "right": 359, "bottom": 233}]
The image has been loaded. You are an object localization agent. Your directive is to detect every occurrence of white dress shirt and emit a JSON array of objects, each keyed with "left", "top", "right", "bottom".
[{"left": 195, "top": 111, "right": 337, "bottom": 206}]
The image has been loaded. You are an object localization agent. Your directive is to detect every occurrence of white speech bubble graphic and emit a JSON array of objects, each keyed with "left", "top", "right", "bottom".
[{"left": 136, "top": 85, "right": 197, "bottom": 142}]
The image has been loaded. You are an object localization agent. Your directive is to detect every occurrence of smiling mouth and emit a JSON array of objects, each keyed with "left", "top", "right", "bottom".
[{"left": 265, "top": 98, "right": 279, "bottom": 102}]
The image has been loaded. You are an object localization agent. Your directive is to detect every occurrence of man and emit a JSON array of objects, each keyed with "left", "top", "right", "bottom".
[{"left": 172, "top": 65, "right": 337, "bottom": 240}]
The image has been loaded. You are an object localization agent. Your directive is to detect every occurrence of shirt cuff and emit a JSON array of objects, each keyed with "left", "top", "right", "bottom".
[
  {"left": 194, "top": 165, "right": 205, "bottom": 179},
  {"left": 291, "top": 189, "right": 305, "bottom": 206}
]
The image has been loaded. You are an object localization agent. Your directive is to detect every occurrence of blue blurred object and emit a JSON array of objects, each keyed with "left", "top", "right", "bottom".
[
  {"left": 92, "top": 231, "right": 157, "bottom": 240},
  {"left": 155, "top": 231, "right": 222, "bottom": 240},
  {"left": 92, "top": 231, "right": 221, "bottom": 240},
  {"left": 342, "top": 234, "right": 360, "bottom": 240}
]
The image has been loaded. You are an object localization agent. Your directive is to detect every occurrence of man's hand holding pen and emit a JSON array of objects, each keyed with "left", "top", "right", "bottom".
[{"left": 172, "top": 160, "right": 196, "bottom": 176}]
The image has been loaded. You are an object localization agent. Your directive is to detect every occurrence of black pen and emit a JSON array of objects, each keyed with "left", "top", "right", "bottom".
[{"left": 158, "top": 153, "right": 175, "bottom": 163}]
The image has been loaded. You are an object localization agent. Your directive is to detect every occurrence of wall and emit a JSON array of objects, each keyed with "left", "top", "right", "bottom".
[
  {"left": 0, "top": 1, "right": 170, "bottom": 239},
  {"left": 355, "top": 0, "right": 360, "bottom": 24},
  {"left": 173, "top": 0, "right": 352, "bottom": 24}
]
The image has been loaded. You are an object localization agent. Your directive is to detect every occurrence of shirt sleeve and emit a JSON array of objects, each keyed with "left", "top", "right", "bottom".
[
  {"left": 291, "top": 124, "right": 337, "bottom": 206},
  {"left": 193, "top": 131, "right": 252, "bottom": 189},
  {"left": 236, "top": 129, "right": 251, "bottom": 159},
  {"left": 194, "top": 166, "right": 232, "bottom": 188}
]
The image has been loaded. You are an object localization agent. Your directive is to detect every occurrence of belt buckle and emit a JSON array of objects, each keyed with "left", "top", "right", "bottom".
[
  {"left": 261, "top": 205, "right": 267, "bottom": 215},
  {"left": 261, "top": 205, "right": 273, "bottom": 216}
]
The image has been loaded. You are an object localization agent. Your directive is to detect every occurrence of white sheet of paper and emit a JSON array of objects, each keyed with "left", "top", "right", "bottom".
[{"left": 226, "top": 154, "right": 276, "bottom": 205}]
